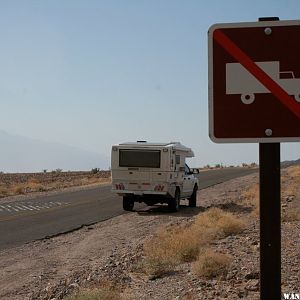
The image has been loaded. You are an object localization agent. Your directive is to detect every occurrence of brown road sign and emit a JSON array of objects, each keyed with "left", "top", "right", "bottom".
[{"left": 208, "top": 20, "right": 300, "bottom": 143}]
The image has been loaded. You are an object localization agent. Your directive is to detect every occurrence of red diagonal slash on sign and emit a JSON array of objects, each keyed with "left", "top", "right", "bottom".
[{"left": 213, "top": 29, "right": 300, "bottom": 119}]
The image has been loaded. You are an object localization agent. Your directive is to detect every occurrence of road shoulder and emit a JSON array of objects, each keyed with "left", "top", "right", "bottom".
[{"left": 0, "top": 171, "right": 298, "bottom": 299}]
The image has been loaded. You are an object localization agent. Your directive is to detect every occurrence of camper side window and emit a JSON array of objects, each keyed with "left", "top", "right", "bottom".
[{"left": 175, "top": 155, "right": 180, "bottom": 164}]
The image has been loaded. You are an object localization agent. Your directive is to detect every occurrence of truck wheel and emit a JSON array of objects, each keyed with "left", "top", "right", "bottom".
[
  {"left": 169, "top": 189, "right": 180, "bottom": 212},
  {"left": 189, "top": 185, "right": 198, "bottom": 207},
  {"left": 123, "top": 196, "right": 134, "bottom": 211}
]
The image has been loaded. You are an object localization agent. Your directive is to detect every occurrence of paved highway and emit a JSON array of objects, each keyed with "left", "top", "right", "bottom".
[{"left": 0, "top": 167, "right": 257, "bottom": 251}]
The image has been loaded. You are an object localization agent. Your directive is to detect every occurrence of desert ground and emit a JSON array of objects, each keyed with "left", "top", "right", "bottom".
[
  {"left": 0, "top": 170, "right": 111, "bottom": 200},
  {"left": 0, "top": 167, "right": 299, "bottom": 300}
]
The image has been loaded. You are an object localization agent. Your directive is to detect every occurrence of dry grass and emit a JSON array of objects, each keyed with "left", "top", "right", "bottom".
[
  {"left": 66, "top": 287, "right": 121, "bottom": 300},
  {"left": 12, "top": 184, "right": 25, "bottom": 195},
  {"left": 29, "top": 177, "right": 40, "bottom": 184},
  {"left": 282, "top": 208, "right": 300, "bottom": 222},
  {"left": 75, "top": 177, "right": 108, "bottom": 186},
  {"left": 242, "top": 165, "right": 300, "bottom": 219},
  {"left": 66, "top": 280, "right": 121, "bottom": 300},
  {"left": 286, "top": 165, "right": 300, "bottom": 178},
  {"left": 0, "top": 173, "right": 111, "bottom": 198},
  {"left": 27, "top": 179, "right": 46, "bottom": 192},
  {"left": 0, "top": 185, "right": 8, "bottom": 197},
  {"left": 283, "top": 166, "right": 300, "bottom": 198},
  {"left": 242, "top": 184, "right": 259, "bottom": 216},
  {"left": 11, "top": 181, "right": 45, "bottom": 195},
  {"left": 192, "top": 249, "right": 231, "bottom": 279},
  {"left": 142, "top": 208, "right": 245, "bottom": 277},
  {"left": 143, "top": 227, "right": 200, "bottom": 276},
  {"left": 193, "top": 207, "right": 246, "bottom": 239}
]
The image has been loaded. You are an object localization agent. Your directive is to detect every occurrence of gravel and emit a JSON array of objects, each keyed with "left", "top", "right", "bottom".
[{"left": 0, "top": 171, "right": 298, "bottom": 299}]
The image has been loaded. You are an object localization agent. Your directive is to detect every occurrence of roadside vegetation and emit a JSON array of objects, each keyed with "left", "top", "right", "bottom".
[
  {"left": 141, "top": 208, "right": 245, "bottom": 278},
  {"left": 66, "top": 286, "right": 121, "bottom": 300},
  {"left": 242, "top": 184, "right": 259, "bottom": 216},
  {"left": 201, "top": 162, "right": 257, "bottom": 170},
  {"left": 0, "top": 170, "right": 111, "bottom": 198},
  {"left": 192, "top": 248, "right": 232, "bottom": 278},
  {"left": 64, "top": 207, "right": 244, "bottom": 300},
  {"left": 242, "top": 165, "right": 300, "bottom": 221}
]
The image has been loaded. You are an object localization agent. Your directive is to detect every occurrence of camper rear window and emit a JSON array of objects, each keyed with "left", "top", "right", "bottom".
[{"left": 119, "top": 150, "right": 160, "bottom": 168}]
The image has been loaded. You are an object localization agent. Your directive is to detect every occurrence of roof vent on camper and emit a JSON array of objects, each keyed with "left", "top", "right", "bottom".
[{"left": 137, "top": 140, "right": 147, "bottom": 143}]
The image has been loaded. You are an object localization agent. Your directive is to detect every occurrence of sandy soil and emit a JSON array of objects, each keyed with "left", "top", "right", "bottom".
[{"left": 0, "top": 170, "right": 299, "bottom": 300}]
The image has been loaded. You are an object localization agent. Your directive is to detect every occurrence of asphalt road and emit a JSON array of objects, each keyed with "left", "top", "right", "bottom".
[{"left": 0, "top": 167, "right": 257, "bottom": 251}]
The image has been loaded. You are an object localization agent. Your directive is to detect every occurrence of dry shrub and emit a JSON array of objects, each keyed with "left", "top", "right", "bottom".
[
  {"left": 141, "top": 256, "right": 175, "bottom": 278},
  {"left": 286, "top": 165, "right": 300, "bottom": 178},
  {"left": 142, "top": 208, "right": 244, "bottom": 276},
  {"left": 0, "top": 172, "right": 111, "bottom": 198},
  {"left": 83, "top": 177, "right": 101, "bottom": 185},
  {"left": 26, "top": 181, "right": 45, "bottom": 192},
  {"left": 242, "top": 185, "right": 259, "bottom": 203},
  {"left": 242, "top": 166, "right": 300, "bottom": 219},
  {"left": 29, "top": 177, "right": 40, "bottom": 184},
  {"left": 192, "top": 249, "right": 231, "bottom": 279},
  {"left": 283, "top": 166, "right": 300, "bottom": 200},
  {"left": 53, "top": 182, "right": 66, "bottom": 189},
  {"left": 193, "top": 207, "right": 246, "bottom": 239},
  {"left": 0, "top": 185, "right": 8, "bottom": 197},
  {"left": 143, "top": 227, "right": 200, "bottom": 276},
  {"left": 11, "top": 179, "right": 46, "bottom": 195},
  {"left": 13, "top": 184, "right": 25, "bottom": 194},
  {"left": 86, "top": 177, "right": 111, "bottom": 185},
  {"left": 67, "top": 177, "right": 110, "bottom": 188},
  {"left": 282, "top": 208, "right": 300, "bottom": 222},
  {"left": 66, "top": 286, "right": 121, "bottom": 300},
  {"left": 242, "top": 184, "right": 259, "bottom": 215}
]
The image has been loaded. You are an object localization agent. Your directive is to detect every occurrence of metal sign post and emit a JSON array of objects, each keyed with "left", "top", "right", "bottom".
[
  {"left": 258, "top": 17, "right": 281, "bottom": 300},
  {"left": 207, "top": 16, "right": 299, "bottom": 299},
  {"left": 259, "top": 142, "right": 281, "bottom": 299}
]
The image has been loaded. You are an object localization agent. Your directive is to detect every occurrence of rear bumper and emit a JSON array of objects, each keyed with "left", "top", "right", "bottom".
[{"left": 111, "top": 189, "right": 168, "bottom": 196}]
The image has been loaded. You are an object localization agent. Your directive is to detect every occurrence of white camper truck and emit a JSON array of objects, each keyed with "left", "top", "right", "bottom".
[{"left": 111, "top": 141, "right": 199, "bottom": 212}]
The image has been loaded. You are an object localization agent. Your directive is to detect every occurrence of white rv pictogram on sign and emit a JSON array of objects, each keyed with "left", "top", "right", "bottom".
[{"left": 226, "top": 61, "right": 300, "bottom": 104}]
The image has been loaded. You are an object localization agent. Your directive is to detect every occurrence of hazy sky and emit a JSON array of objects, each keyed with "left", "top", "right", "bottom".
[{"left": 1, "top": 0, "right": 300, "bottom": 167}]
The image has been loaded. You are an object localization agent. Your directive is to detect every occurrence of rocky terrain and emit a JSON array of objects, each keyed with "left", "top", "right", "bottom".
[{"left": 0, "top": 168, "right": 299, "bottom": 299}]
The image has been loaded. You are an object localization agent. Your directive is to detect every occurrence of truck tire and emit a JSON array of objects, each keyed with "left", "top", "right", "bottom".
[
  {"left": 169, "top": 189, "right": 180, "bottom": 212},
  {"left": 123, "top": 196, "right": 134, "bottom": 211},
  {"left": 189, "top": 185, "right": 198, "bottom": 207}
]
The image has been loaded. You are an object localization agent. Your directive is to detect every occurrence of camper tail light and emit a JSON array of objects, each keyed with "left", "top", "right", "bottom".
[
  {"left": 115, "top": 183, "right": 125, "bottom": 190},
  {"left": 154, "top": 184, "right": 165, "bottom": 191}
]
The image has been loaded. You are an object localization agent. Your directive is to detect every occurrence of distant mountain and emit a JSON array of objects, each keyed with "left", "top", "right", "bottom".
[
  {"left": 0, "top": 130, "right": 109, "bottom": 172},
  {"left": 281, "top": 159, "right": 300, "bottom": 168}
]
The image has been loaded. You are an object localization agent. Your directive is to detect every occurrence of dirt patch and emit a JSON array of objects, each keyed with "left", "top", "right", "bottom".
[{"left": 0, "top": 170, "right": 299, "bottom": 299}]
